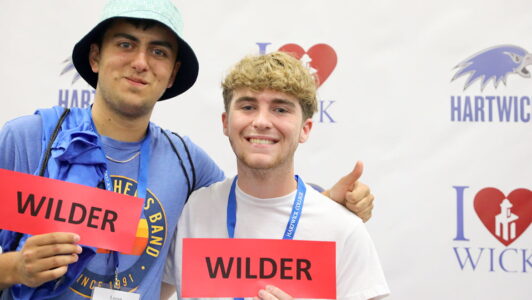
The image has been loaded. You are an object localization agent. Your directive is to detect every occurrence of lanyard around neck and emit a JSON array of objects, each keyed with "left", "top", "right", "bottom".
[
  {"left": 100, "top": 130, "right": 151, "bottom": 197},
  {"left": 226, "top": 175, "right": 307, "bottom": 239},
  {"left": 226, "top": 175, "right": 306, "bottom": 300},
  {"left": 91, "top": 111, "right": 152, "bottom": 289},
  {"left": 90, "top": 113, "right": 152, "bottom": 199}
]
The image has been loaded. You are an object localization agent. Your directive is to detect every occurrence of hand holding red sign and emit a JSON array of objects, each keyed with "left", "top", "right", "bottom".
[
  {"left": 0, "top": 169, "right": 144, "bottom": 253},
  {"left": 182, "top": 238, "right": 336, "bottom": 299},
  {"left": 256, "top": 285, "right": 294, "bottom": 300},
  {"left": 10, "top": 232, "right": 82, "bottom": 287}
]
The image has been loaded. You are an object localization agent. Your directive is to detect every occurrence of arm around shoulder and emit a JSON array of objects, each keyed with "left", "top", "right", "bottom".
[
  {"left": 181, "top": 135, "right": 225, "bottom": 189},
  {"left": 322, "top": 161, "right": 375, "bottom": 222}
]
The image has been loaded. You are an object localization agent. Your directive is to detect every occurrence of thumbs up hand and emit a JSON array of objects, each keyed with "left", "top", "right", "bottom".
[{"left": 324, "top": 161, "right": 374, "bottom": 222}]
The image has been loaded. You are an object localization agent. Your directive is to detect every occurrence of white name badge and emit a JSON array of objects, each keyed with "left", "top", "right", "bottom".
[{"left": 91, "top": 287, "right": 140, "bottom": 300}]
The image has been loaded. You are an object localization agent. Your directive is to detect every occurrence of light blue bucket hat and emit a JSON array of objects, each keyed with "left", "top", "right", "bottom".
[{"left": 72, "top": 0, "right": 198, "bottom": 101}]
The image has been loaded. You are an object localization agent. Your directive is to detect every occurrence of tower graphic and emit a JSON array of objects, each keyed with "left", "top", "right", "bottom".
[
  {"left": 300, "top": 54, "right": 318, "bottom": 75},
  {"left": 495, "top": 198, "right": 519, "bottom": 241}
]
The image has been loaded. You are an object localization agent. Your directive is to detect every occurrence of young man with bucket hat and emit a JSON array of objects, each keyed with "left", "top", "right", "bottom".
[{"left": 0, "top": 0, "right": 374, "bottom": 299}]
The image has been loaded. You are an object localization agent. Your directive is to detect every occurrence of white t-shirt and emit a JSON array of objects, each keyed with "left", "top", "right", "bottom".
[{"left": 165, "top": 177, "right": 389, "bottom": 300}]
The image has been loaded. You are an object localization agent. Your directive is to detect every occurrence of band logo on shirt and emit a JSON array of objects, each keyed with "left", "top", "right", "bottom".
[{"left": 70, "top": 176, "right": 167, "bottom": 296}]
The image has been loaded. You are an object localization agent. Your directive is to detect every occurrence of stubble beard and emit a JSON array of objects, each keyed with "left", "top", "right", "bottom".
[{"left": 102, "top": 88, "right": 156, "bottom": 120}]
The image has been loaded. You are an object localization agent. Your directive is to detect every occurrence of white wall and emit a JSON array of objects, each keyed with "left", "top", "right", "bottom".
[{"left": 1, "top": 1, "right": 530, "bottom": 299}]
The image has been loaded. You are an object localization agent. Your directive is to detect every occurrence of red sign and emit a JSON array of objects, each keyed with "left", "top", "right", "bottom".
[
  {"left": 182, "top": 238, "right": 336, "bottom": 299},
  {"left": 0, "top": 169, "right": 144, "bottom": 253}
]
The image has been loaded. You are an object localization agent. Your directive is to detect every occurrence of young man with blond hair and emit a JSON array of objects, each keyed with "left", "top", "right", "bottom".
[{"left": 166, "top": 52, "right": 390, "bottom": 300}]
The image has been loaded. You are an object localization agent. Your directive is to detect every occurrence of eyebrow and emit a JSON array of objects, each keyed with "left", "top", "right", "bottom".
[
  {"left": 112, "top": 33, "right": 175, "bottom": 50},
  {"left": 272, "top": 98, "right": 297, "bottom": 108},
  {"left": 234, "top": 96, "right": 296, "bottom": 107},
  {"left": 234, "top": 96, "right": 298, "bottom": 110},
  {"left": 234, "top": 96, "right": 256, "bottom": 104}
]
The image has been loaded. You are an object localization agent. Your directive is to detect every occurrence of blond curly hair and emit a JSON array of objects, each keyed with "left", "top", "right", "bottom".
[{"left": 222, "top": 51, "right": 318, "bottom": 120}]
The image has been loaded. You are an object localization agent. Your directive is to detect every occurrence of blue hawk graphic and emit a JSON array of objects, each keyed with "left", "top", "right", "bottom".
[
  {"left": 452, "top": 45, "right": 532, "bottom": 91},
  {"left": 60, "top": 56, "right": 82, "bottom": 85}
]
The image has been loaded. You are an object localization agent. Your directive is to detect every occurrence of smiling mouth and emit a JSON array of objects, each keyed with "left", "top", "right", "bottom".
[
  {"left": 125, "top": 77, "right": 148, "bottom": 86},
  {"left": 248, "top": 138, "right": 276, "bottom": 145}
]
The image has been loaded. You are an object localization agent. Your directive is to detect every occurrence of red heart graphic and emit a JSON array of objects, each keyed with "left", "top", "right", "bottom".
[
  {"left": 278, "top": 43, "right": 337, "bottom": 87},
  {"left": 473, "top": 188, "right": 532, "bottom": 246}
]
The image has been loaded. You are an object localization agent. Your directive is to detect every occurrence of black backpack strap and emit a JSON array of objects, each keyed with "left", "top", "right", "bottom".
[
  {"left": 38, "top": 108, "right": 71, "bottom": 177},
  {"left": 171, "top": 131, "right": 197, "bottom": 191},
  {"left": 1, "top": 108, "right": 70, "bottom": 254},
  {"left": 161, "top": 129, "right": 197, "bottom": 201}
]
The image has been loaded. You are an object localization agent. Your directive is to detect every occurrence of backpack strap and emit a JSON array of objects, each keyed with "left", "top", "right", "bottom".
[
  {"left": 160, "top": 129, "right": 197, "bottom": 201},
  {"left": 38, "top": 107, "right": 70, "bottom": 177},
  {"left": 171, "top": 131, "right": 197, "bottom": 191}
]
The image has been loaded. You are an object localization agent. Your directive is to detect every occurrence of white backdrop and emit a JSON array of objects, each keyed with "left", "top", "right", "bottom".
[{"left": 1, "top": 0, "right": 530, "bottom": 299}]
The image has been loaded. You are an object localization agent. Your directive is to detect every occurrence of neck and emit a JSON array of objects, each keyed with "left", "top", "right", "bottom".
[
  {"left": 91, "top": 100, "right": 151, "bottom": 142},
  {"left": 236, "top": 163, "right": 297, "bottom": 198}
]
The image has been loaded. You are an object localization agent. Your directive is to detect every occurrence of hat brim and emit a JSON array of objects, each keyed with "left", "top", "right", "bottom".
[{"left": 72, "top": 17, "right": 199, "bottom": 101}]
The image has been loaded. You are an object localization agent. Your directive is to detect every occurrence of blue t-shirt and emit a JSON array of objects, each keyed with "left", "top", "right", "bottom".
[{"left": 0, "top": 109, "right": 224, "bottom": 299}]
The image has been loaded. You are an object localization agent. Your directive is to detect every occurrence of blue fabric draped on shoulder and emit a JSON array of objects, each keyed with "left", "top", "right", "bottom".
[
  {"left": 5, "top": 106, "right": 99, "bottom": 300},
  {"left": 36, "top": 106, "right": 107, "bottom": 187}
]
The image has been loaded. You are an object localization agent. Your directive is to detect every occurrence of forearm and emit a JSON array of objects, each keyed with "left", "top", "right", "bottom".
[{"left": 0, "top": 251, "right": 20, "bottom": 289}]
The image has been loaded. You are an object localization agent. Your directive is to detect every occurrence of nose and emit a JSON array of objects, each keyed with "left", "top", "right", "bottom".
[
  {"left": 131, "top": 50, "right": 148, "bottom": 73},
  {"left": 252, "top": 108, "right": 272, "bottom": 130}
]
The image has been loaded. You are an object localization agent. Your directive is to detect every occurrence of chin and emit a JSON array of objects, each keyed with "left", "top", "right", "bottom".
[
  {"left": 117, "top": 101, "right": 155, "bottom": 118},
  {"left": 241, "top": 157, "right": 283, "bottom": 171}
]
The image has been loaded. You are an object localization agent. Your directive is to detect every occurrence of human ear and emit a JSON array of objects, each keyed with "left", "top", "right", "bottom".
[
  {"left": 167, "top": 61, "right": 181, "bottom": 88},
  {"left": 222, "top": 112, "right": 229, "bottom": 136},
  {"left": 299, "top": 118, "right": 313, "bottom": 143},
  {"left": 89, "top": 44, "right": 101, "bottom": 73}
]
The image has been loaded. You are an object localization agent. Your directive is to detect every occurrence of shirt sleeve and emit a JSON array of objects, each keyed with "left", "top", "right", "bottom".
[
  {"left": 0, "top": 114, "right": 43, "bottom": 173},
  {"left": 0, "top": 119, "right": 20, "bottom": 171},
  {"left": 181, "top": 135, "right": 225, "bottom": 191},
  {"left": 337, "top": 223, "right": 390, "bottom": 300}
]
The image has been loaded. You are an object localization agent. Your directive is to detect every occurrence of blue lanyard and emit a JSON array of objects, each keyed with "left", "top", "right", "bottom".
[
  {"left": 101, "top": 131, "right": 151, "bottom": 199},
  {"left": 89, "top": 108, "right": 151, "bottom": 199},
  {"left": 227, "top": 175, "right": 306, "bottom": 300},
  {"left": 108, "top": 132, "right": 151, "bottom": 289},
  {"left": 91, "top": 112, "right": 152, "bottom": 289},
  {"left": 226, "top": 175, "right": 306, "bottom": 239}
]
